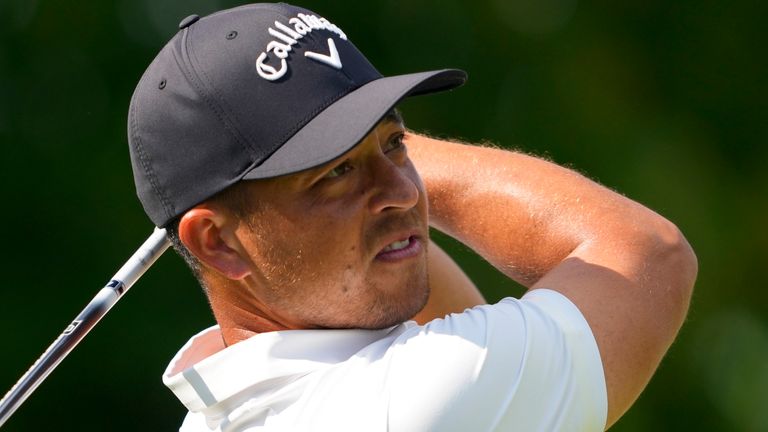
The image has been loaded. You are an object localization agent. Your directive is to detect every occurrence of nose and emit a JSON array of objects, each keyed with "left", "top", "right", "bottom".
[{"left": 366, "top": 156, "right": 420, "bottom": 214}]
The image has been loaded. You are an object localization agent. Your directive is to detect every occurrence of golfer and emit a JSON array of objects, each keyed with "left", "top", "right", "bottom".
[{"left": 127, "top": 3, "right": 697, "bottom": 431}]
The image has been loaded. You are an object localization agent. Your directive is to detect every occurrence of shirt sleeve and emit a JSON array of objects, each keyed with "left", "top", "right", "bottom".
[{"left": 385, "top": 288, "right": 607, "bottom": 432}]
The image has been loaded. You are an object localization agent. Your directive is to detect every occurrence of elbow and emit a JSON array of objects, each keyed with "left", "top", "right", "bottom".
[
  {"left": 660, "top": 219, "right": 697, "bottom": 290},
  {"left": 645, "top": 217, "right": 698, "bottom": 322},
  {"left": 677, "top": 231, "right": 698, "bottom": 298}
]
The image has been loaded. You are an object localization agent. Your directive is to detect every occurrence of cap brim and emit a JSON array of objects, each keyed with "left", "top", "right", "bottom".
[{"left": 242, "top": 69, "right": 466, "bottom": 179}]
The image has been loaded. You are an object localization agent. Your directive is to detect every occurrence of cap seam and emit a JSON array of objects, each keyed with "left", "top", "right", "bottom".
[
  {"left": 334, "top": 44, "right": 359, "bottom": 84},
  {"left": 180, "top": 4, "right": 306, "bottom": 162},
  {"left": 179, "top": 26, "right": 257, "bottom": 163},
  {"left": 129, "top": 91, "right": 176, "bottom": 222},
  {"left": 204, "top": 3, "right": 285, "bottom": 22},
  {"left": 252, "top": 81, "right": 356, "bottom": 173}
]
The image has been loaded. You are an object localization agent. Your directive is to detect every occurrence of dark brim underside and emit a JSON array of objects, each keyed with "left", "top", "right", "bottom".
[{"left": 242, "top": 69, "right": 467, "bottom": 180}]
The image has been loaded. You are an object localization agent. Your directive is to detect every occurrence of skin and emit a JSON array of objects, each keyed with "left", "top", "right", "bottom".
[
  {"left": 406, "top": 134, "right": 698, "bottom": 429},
  {"left": 179, "top": 117, "right": 484, "bottom": 345},
  {"left": 412, "top": 238, "right": 485, "bottom": 324},
  {"left": 178, "top": 115, "right": 697, "bottom": 430}
]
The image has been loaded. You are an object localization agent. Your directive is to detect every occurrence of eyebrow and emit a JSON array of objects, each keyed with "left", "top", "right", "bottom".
[{"left": 382, "top": 108, "right": 404, "bottom": 126}]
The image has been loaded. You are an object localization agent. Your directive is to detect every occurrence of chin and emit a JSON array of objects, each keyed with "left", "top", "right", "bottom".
[
  {"left": 357, "top": 278, "right": 430, "bottom": 330},
  {"left": 300, "top": 267, "right": 430, "bottom": 330}
]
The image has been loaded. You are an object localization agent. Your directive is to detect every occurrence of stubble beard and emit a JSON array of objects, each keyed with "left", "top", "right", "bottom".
[
  {"left": 358, "top": 271, "right": 431, "bottom": 329},
  {"left": 285, "top": 261, "right": 431, "bottom": 331}
]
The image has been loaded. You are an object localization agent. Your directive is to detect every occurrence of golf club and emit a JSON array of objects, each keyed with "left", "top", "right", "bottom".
[{"left": 0, "top": 228, "right": 171, "bottom": 427}]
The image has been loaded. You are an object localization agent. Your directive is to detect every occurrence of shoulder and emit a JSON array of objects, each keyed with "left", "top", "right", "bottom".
[{"left": 383, "top": 289, "right": 607, "bottom": 431}]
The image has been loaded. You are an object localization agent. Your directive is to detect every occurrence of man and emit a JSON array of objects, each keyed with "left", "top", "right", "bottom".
[{"left": 128, "top": 3, "right": 697, "bottom": 431}]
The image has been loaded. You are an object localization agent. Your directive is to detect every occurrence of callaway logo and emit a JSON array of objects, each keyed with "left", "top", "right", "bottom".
[{"left": 256, "top": 13, "right": 347, "bottom": 81}]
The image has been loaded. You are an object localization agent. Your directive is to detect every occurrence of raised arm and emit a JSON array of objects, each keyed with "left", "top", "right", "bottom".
[{"left": 406, "top": 133, "right": 697, "bottom": 428}]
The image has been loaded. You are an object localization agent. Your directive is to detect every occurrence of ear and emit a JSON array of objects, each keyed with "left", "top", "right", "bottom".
[{"left": 178, "top": 207, "right": 251, "bottom": 280}]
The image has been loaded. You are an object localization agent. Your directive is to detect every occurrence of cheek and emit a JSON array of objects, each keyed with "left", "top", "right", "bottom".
[
  {"left": 309, "top": 216, "right": 366, "bottom": 276},
  {"left": 251, "top": 209, "right": 365, "bottom": 286}
]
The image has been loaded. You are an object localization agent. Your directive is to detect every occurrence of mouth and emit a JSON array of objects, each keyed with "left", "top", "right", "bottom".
[{"left": 375, "top": 235, "right": 423, "bottom": 262}]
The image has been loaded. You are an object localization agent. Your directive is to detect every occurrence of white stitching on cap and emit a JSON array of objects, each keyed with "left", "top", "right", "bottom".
[
  {"left": 304, "top": 39, "right": 342, "bottom": 70},
  {"left": 255, "top": 12, "right": 347, "bottom": 81}
]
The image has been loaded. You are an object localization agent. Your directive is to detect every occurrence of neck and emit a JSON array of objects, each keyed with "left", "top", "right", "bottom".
[{"left": 205, "top": 277, "right": 302, "bottom": 346}]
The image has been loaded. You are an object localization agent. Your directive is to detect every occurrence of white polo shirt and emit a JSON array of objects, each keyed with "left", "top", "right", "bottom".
[{"left": 163, "top": 289, "right": 607, "bottom": 431}]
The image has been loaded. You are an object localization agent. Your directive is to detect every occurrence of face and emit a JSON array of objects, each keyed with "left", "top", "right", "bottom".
[{"left": 228, "top": 115, "right": 430, "bottom": 330}]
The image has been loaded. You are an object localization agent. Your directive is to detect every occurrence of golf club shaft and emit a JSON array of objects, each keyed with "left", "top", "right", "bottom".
[{"left": 0, "top": 228, "right": 170, "bottom": 427}]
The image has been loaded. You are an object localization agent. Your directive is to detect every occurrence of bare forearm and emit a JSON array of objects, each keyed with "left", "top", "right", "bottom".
[{"left": 408, "top": 133, "right": 670, "bottom": 286}]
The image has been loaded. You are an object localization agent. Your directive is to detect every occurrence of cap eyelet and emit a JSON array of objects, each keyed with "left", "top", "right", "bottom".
[
  {"left": 158, "top": 79, "right": 167, "bottom": 90},
  {"left": 226, "top": 31, "right": 238, "bottom": 40}
]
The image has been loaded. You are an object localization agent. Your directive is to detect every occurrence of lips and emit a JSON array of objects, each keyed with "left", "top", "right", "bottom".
[
  {"left": 382, "top": 237, "right": 412, "bottom": 252},
  {"left": 375, "top": 235, "right": 423, "bottom": 262}
]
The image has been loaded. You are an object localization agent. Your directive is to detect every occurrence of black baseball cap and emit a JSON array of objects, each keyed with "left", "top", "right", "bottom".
[{"left": 128, "top": 3, "right": 466, "bottom": 228}]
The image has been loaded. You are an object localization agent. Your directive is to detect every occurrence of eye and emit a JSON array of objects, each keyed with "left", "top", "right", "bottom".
[
  {"left": 383, "top": 132, "right": 405, "bottom": 153},
  {"left": 323, "top": 161, "right": 353, "bottom": 179}
]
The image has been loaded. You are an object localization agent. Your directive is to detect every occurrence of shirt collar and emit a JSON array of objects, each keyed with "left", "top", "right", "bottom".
[{"left": 163, "top": 324, "right": 412, "bottom": 416}]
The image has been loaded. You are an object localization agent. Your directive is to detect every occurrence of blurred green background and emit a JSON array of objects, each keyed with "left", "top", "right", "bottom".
[{"left": 1, "top": 0, "right": 766, "bottom": 430}]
